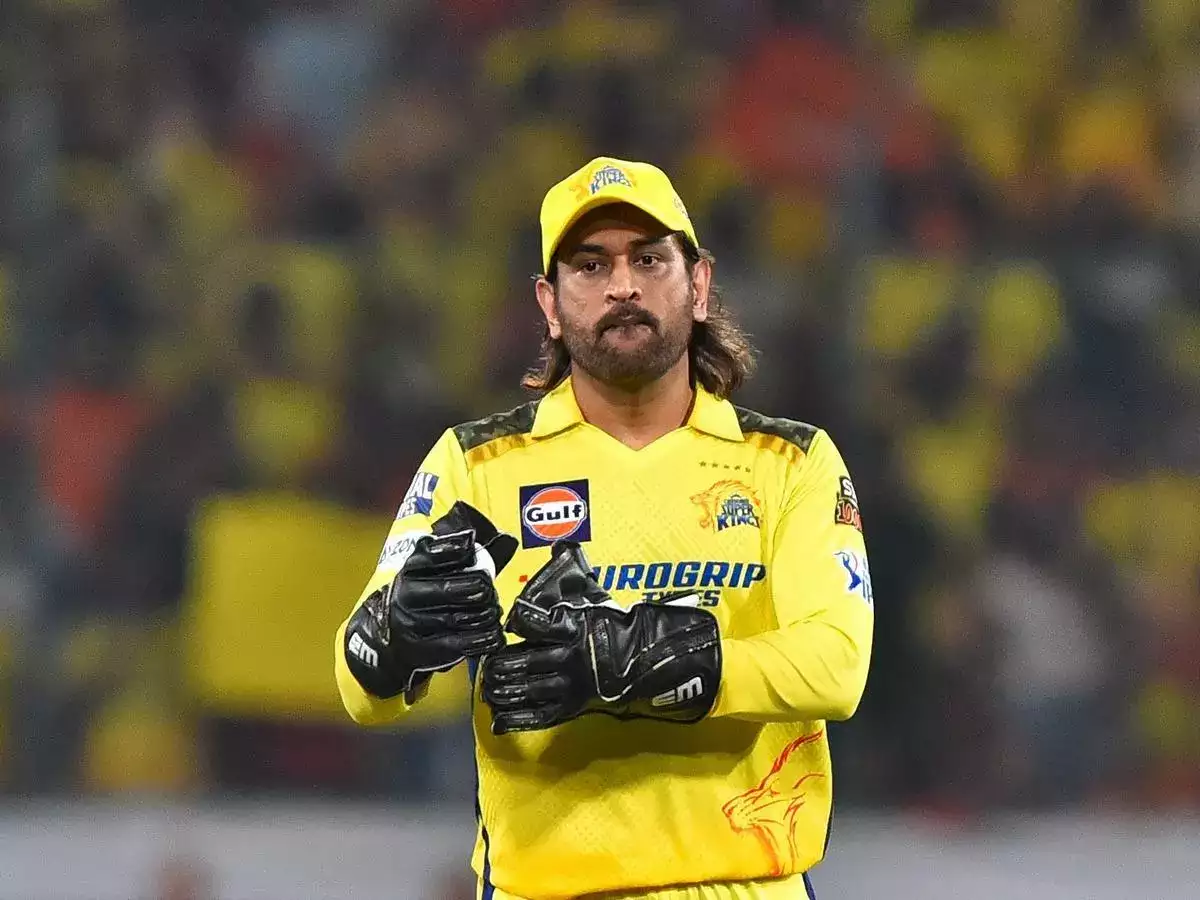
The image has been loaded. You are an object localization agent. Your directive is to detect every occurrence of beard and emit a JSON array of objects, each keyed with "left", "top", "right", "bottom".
[{"left": 556, "top": 290, "right": 694, "bottom": 391}]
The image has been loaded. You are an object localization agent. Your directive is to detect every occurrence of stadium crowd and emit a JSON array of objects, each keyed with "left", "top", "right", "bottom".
[{"left": 0, "top": 0, "right": 1196, "bottom": 816}]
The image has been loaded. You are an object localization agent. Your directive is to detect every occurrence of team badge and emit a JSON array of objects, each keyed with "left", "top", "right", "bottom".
[
  {"left": 834, "top": 549, "right": 873, "bottom": 606},
  {"left": 833, "top": 476, "right": 862, "bottom": 532},
  {"left": 518, "top": 479, "right": 591, "bottom": 548},
  {"left": 691, "top": 480, "right": 761, "bottom": 533},
  {"left": 396, "top": 472, "right": 438, "bottom": 520},
  {"left": 589, "top": 164, "right": 634, "bottom": 194}
]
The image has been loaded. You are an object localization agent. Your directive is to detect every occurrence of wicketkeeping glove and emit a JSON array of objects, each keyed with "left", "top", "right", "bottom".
[
  {"left": 481, "top": 541, "right": 722, "bottom": 734},
  {"left": 344, "top": 501, "right": 518, "bottom": 700}
]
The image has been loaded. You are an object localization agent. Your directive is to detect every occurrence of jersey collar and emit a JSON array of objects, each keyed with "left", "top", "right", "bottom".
[
  {"left": 530, "top": 377, "right": 584, "bottom": 439},
  {"left": 688, "top": 382, "right": 744, "bottom": 442},
  {"left": 531, "top": 376, "right": 744, "bottom": 442}
]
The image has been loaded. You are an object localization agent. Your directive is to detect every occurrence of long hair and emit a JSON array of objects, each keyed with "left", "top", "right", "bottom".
[{"left": 521, "top": 240, "right": 757, "bottom": 398}]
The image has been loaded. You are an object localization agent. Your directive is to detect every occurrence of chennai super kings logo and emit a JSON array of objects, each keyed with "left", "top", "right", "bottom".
[
  {"left": 721, "top": 731, "right": 826, "bottom": 876},
  {"left": 569, "top": 163, "right": 636, "bottom": 201},
  {"left": 691, "top": 480, "right": 761, "bottom": 533},
  {"left": 589, "top": 164, "right": 633, "bottom": 194}
]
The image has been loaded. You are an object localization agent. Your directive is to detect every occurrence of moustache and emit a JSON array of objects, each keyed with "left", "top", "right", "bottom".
[{"left": 595, "top": 307, "right": 659, "bottom": 338}]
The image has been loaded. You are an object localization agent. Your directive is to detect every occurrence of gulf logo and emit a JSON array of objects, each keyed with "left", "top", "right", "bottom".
[{"left": 518, "top": 478, "right": 592, "bottom": 548}]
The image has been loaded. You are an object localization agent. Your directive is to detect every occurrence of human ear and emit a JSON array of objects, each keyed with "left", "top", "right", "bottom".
[
  {"left": 691, "top": 256, "right": 712, "bottom": 323},
  {"left": 535, "top": 276, "right": 562, "bottom": 339}
]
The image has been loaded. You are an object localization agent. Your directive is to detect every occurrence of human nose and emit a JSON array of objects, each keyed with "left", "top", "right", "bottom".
[{"left": 604, "top": 256, "right": 640, "bottom": 304}]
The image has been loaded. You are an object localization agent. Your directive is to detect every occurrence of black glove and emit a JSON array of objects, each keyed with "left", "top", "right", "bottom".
[
  {"left": 481, "top": 541, "right": 721, "bottom": 734},
  {"left": 344, "top": 501, "right": 518, "bottom": 700}
]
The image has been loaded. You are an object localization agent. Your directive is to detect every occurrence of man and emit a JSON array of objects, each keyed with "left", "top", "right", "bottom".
[{"left": 335, "top": 157, "right": 873, "bottom": 899}]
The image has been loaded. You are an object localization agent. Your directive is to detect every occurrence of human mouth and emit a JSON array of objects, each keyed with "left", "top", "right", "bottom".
[{"left": 598, "top": 313, "right": 657, "bottom": 337}]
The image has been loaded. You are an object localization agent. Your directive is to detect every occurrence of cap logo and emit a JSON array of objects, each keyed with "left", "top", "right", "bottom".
[{"left": 589, "top": 165, "right": 633, "bottom": 194}]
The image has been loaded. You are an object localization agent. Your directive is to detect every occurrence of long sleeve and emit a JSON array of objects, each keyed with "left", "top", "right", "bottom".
[
  {"left": 710, "top": 430, "right": 874, "bottom": 722},
  {"left": 334, "top": 428, "right": 472, "bottom": 725}
]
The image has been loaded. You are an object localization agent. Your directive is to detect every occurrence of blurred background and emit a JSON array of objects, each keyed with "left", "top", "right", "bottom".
[{"left": 0, "top": 0, "right": 1197, "bottom": 897}]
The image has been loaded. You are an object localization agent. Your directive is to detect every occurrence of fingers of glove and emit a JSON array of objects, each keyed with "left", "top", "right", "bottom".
[
  {"left": 430, "top": 502, "right": 485, "bottom": 539},
  {"left": 446, "top": 605, "right": 503, "bottom": 632},
  {"left": 490, "top": 704, "right": 571, "bottom": 735},
  {"left": 398, "top": 570, "right": 498, "bottom": 612},
  {"left": 415, "top": 628, "right": 504, "bottom": 666},
  {"left": 404, "top": 611, "right": 504, "bottom": 644},
  {"left": 481, "top": 532, "right": 518, "bottom": 575},
  {"left": 449, "top": 626, "right": 507, "bottom": 658},
  {"left": 482, "top": 670, "right": 574, "bottom": 712},
  {"left": 515, "top": 541, "right": 594, "bottom": 609},
  {"left": 391, "top": 600, "right": 503, "bottom": 646},
  {"left": 505, "top": 598, "right": 593, "bottom": 643},
  {"left": 394, "top": 612, "right": 495, "bottom": 648},
  {"left": 432, "top": 501, "right": 500, "bottom": 542},
  {"left": 402, "top": 529, "right": 478, "bottom": 574},
  {"left": 483, "top": 643, "right": 576, "bottom": 683},
  {"left": 438, "top": 502, "right": 515, "bottom": 565},
  {"left": 503, "top": 598, "right": 552, "bottom": 638},
  {"left": 426, "top": 504, "right": 520, "bottom": 576}
]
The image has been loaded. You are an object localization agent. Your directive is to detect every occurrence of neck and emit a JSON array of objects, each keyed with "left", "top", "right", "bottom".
[{"left": 570, "top": 358, "right": 695, "bottom": 450}]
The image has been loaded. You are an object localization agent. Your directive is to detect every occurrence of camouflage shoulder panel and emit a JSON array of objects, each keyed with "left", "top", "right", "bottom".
[
  {"left": 452, "top": 400, "right": 539, "bottom": 452},
  {"left": 733, "top": 406, "right": 819, "bottom": 454}
]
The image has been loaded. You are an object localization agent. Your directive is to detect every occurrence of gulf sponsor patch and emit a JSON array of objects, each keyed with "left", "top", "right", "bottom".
[
  {"left": 834, "top": 549, "right": 873, "bottom": 606},
  {"left": 834, "top": 476, "right": 862, "bottom": 532},
  {"left": 396, "top": 472, "right": 438, "bottom": 520},
  {"left": 519, "top": 479, "right": 591, "bottom": 548}
]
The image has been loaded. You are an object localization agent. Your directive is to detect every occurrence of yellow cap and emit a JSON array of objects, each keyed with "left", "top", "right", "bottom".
[{"left": 539, "top": 157, "right": 699, "bottom": 272}]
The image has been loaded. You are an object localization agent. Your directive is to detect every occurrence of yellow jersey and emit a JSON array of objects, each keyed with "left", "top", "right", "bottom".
[{"left": 335, "top": 378, "right": 873, "bottom": 899}]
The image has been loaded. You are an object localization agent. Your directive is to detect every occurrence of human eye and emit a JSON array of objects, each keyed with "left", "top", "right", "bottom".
[
  {"left": 634, "top": 250, "right": 665, "bottom": 268},
  {"left": 576, "top": 259, "right": 605, "bottom": 275}
]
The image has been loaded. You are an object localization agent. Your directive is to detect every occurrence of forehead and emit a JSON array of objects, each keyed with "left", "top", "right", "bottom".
[{"left": 557, "top": 203, "right": 674, "bottom": 255}]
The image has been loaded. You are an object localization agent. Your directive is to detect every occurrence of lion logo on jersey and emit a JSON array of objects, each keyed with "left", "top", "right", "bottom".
[
  {"left": 721, "top": 731, "right": 825, "bottom": 876},
  {"left": 691, "top": 480, "right": 761, "bottom": 533}
]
